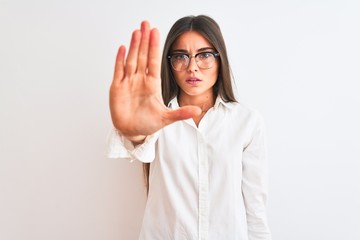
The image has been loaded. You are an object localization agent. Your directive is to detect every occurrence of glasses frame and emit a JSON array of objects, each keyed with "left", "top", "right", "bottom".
[{"left": 167, "top": 52, "right": 220, "bottom": 71}]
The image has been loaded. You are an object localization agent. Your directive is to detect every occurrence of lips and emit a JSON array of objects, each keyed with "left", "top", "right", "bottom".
[{"left": 185, "top": 78, "right": 202, "bottom": 85}]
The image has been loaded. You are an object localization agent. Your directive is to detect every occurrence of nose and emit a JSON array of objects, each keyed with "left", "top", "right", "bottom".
[{"left": 187, "top": 55, "right": 199, "bottom": 72}]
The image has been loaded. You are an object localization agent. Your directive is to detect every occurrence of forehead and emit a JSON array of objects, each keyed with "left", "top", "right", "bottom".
[{"left": 171, "top": 31, "right": 212, "bottom": 50}]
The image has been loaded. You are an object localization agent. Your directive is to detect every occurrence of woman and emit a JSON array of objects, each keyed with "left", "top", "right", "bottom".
[{"left": 107, "top": 15, "right": 272, "bottom": 240}]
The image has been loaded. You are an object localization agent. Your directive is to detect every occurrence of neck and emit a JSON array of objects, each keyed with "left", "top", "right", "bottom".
[{"left": 178, "top": 93, "right": 215, "bottom": 113}]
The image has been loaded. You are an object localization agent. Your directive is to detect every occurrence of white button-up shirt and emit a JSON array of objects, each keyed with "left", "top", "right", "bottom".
[{"left": 107, "top": 97, "right": 272, "bottom": 240}]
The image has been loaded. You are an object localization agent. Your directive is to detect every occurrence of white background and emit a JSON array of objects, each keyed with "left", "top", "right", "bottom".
[{"left": 1, "top": 0, "right": 359, "bottom": 239}]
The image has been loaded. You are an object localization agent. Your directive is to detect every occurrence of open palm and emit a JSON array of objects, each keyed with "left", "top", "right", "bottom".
[{"left": 109, "top": 21, "right": 200, "bottom": 141}]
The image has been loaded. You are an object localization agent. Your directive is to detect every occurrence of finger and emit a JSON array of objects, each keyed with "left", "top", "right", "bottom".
[
  {"left": 163, "top": 106, "right": 202, "bottom": 125},
  {"left": 112, "top": 45, "right": 126, "bottom": 85},
  {"left": 147, "top": 28, "right": 161, "bottom": 78},
  {"left": 137, "top": 21, "right": 150, "bottom": 73},
  {"left": 125, "top": 29, "right": 141, "bottom": 76}
]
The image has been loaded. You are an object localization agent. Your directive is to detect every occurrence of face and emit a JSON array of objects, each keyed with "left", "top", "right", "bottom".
[{"left": 170, "top": 31, "right": 219, "bottom": 101}]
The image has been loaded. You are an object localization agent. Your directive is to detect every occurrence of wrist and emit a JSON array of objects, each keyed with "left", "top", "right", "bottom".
[{"left": 126, "top": 135, "right": 146, "bottom": 145}]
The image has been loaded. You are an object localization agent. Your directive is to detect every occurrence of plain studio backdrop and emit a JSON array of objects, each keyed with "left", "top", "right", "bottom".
[{"left": 1, "top": 0, "right": 359, "bottom": 239}]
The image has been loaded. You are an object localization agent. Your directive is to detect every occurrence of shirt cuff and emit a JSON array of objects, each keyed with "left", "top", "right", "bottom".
[{"left": 105, "top": 128, "right": 158, "bottom": 163}]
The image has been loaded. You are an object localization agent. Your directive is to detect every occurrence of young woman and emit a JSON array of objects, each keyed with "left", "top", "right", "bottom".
[{"left": 107, "top": 15, "right": 272, "bottom": 240}]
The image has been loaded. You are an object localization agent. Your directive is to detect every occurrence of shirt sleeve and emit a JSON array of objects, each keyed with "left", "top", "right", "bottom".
[
  {"left": 242, "top": 113, "right": 272, "bottom": 240},
  {"left": 105, "top": 127, "right": 159, "bottom": 163}
]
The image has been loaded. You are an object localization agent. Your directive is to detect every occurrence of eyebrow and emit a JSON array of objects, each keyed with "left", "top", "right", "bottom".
[{"left": 171, "top": 47, "right": 215, "bottom": 54}]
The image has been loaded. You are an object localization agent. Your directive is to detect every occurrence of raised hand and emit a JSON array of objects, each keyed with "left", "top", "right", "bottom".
[{"left": 109, "top": 21, "right": 201, "bottom": 142}]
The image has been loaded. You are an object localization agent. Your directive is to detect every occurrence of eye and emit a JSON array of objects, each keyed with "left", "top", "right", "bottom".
[
  {"left": 172, "top": 54, "right": 188, "bottom": 61},
  {"left": 197, "top": 52, "right": 213, "bottom": 60}
]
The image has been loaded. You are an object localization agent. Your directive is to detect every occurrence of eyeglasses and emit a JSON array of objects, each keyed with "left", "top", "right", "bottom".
[{"left": 167, "top": 52, "right": 220, "bottom": 71}]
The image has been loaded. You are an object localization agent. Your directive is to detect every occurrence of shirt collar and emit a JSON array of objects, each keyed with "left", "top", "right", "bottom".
[{"left": 168, "top": 96, "right": 236, "bottom": 110}]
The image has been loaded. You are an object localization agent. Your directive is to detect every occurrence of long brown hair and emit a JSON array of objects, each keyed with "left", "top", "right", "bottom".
[{"left": 143, "top": 15, "right": 237, "bottom": 193}]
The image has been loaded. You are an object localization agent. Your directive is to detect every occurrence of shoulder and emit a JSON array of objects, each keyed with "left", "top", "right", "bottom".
[
  {"left": 224, "top": 101, "right": 265, "bottom": 130},
  {"left": 227, "top": 101, "right": 263, "bottom": 119}
]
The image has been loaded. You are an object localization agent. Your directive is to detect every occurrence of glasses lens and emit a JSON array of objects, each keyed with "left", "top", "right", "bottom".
[
  {"left": 170, "top": 54, "right": 188, "bottom": 71},
  {"left": 195, "top": 52, "right": 216, "bottom": 69}
]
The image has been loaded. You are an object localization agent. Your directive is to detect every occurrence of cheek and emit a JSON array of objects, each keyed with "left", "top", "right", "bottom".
[
  {"left": 208, "top": 68, "right": 219, "bottom": 83},
  {"left": 173, "top": 71, "right": 184, "bottom": 85}
]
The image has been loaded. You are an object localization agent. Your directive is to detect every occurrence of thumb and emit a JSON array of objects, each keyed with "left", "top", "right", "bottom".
[{"left": 164, "top": 106, "right": 202, "bottom": 124}]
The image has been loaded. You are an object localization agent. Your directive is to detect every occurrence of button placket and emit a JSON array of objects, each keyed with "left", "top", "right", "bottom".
[{"left": 197, "top": 132, "right": 209, "bottom": 240}]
